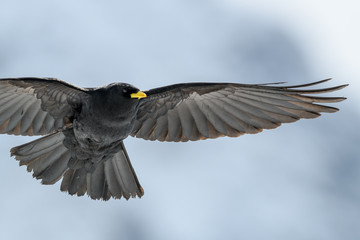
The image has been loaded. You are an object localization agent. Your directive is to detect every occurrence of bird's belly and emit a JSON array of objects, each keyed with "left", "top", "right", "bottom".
[
  {"left": 63, "top": 119, "right": 133, "bottom": 172},
  {"left": 73, "top": 118, "right": 133, "bottom": 145}
]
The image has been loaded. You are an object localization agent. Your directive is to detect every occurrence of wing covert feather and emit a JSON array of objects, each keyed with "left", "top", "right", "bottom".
[{"left": 0, "top": 77, "right": 88, "bottom": 136}]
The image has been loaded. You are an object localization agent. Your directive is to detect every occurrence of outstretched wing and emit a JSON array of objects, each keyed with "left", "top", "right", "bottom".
[
  {"left": 131, "top": 79, "right": 347, "bottom": 142},
  {"left": 0, "top": 77, "right": 88, "bottom": 136}
]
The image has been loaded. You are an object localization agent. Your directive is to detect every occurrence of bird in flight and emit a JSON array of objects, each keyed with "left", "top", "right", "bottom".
[{"left": 0, "top": 77, "right": 347, "bottom": 200}]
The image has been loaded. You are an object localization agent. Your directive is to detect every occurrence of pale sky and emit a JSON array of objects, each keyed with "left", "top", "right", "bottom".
[{"left": 0, "top": 1, "right": 358, "bottom": 240}]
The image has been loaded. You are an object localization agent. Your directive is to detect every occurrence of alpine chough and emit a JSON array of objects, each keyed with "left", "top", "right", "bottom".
[{"left": 0, "top": 77, "right": 347, "bottom": 200}]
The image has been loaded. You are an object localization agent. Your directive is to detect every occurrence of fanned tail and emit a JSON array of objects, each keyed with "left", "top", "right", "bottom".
[{"left": 11, "top": 133, "right": 144, "bottom": 200}]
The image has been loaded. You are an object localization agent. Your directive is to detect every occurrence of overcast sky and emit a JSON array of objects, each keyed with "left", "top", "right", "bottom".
[{"left": 0, "top": 1, "right": 359, "bottom": 240}]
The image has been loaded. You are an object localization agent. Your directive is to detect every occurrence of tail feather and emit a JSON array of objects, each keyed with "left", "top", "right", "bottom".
[
  {"left": 37, "top": 151, "right": 71, "bottom": 184},
  {"left": 87, "top": 163, "right": 111, "bottom": 200},
  {"left": 60, "top": 168, "right": 89, "bottom": 197},
  {"left": 12, "top": 133, "right": 64, "bottom": 164},
  {"left": 88, "top": 142, "right": 144, "bottom": 200},
  {"left": 60, "top": 169, "right": 74, "bottom": 191},
  {"left": 104, "top": 158, "right": 124, "bottom": 199},
  {"left": 11, "top": 132, "right": 144, "bottom": 200},
  {"left": 104, "top": 143, "right": 144, "bottom": 199},
  {"left": 33, "top": 145, "right": 67, "bottom": 176},
  {"left": 11, "top": 132, "right": 69, "bottom": 184},
  {"left": 66, "top": 168, "right": 87, "bottom": 196}
]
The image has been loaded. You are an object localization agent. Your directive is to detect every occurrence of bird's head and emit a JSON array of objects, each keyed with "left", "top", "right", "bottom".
[
  {"left": 90, "top": 83, "right": 147, "bottom": 120},
  {"left": 106, "top": 83, "right": 147, "bottom": 100}
]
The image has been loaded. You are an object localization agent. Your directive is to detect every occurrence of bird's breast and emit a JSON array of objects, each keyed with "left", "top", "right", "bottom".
[
  {"left": 69, "top": 99, "right": 138, "bottom": 152},
  {"left": 73, "top": 116, "right": 134, "bottom": 146}
]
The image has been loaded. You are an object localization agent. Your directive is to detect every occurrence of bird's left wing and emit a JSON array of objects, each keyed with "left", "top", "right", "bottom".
[
  {"left": 131, "top": 79, "right": 347, "bottom": 142},
  {"left": 0, "top": 77, "right": 88, "bottom": 136}
]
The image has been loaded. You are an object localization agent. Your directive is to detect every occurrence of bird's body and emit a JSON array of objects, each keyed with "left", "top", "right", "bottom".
[
  {"left": 0, "top": 77, "right": 347, "bottom": 200},
  {"left": 62, "top": 84, "right": 142, "bottom": 173},
  {"left": 70, "top": 84, "right": 140, "bottom": 152}
]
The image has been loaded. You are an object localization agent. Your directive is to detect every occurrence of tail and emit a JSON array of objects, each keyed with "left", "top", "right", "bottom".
[
  {"left": 11, "top": 132, "right": 144, "bottom": 200},
  {"left": 60, "top": 141, "right": 144, "bottom": 200}
]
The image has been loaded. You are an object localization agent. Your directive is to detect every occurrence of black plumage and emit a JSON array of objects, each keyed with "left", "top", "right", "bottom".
[{"left": 0, "top": 77, "right": 347, "bottom": 200}]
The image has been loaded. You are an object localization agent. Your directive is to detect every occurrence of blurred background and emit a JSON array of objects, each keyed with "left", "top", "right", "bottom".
[{"left": 0, "top": 0, "right": 359, "bottom": 239}]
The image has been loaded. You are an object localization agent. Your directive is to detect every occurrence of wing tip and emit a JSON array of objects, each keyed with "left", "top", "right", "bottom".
[{"left": 277, "top": 78, "right": 348, "bottom": 91}]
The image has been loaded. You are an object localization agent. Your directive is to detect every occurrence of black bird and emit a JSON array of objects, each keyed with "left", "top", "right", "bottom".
[{"left": 0, "top": 77, "right": 347, "bottom": 200}]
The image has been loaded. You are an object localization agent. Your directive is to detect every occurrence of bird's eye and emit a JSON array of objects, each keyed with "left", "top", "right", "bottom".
[{"left": 122, "top": 89, "right": 128, "bottom": 94}]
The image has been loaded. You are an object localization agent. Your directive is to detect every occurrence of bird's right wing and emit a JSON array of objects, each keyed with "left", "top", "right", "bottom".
[
  {"left": 131, "top": 79, "right": 347, "bottom": 142},
  {"left": 0, "top": 77, "right": 88, "bottom": 136}
]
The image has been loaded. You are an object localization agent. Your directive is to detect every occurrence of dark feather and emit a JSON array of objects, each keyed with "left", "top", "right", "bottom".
[
  {"left": 0, "top": 77, "right": 87, "bottom": 136},
  {"left": 132, "top": 79, "right": 348, "bottom": 141}
]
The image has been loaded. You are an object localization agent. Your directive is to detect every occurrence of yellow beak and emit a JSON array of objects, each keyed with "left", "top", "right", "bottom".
[{"left": 130, "top": 91, "right": 147, "bottom": 99}]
